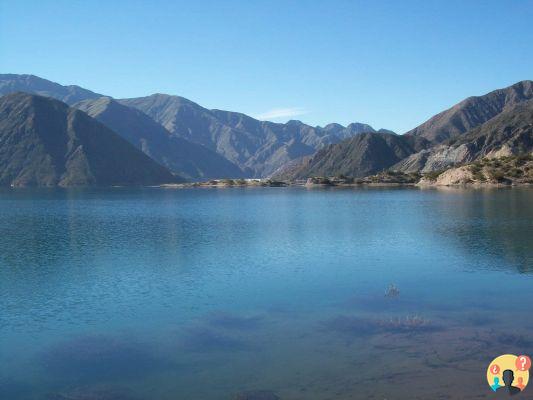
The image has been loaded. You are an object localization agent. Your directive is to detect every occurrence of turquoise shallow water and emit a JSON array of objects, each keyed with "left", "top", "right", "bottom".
[{"left": 0, "top": 187, "right": 532, "bottom": 399}]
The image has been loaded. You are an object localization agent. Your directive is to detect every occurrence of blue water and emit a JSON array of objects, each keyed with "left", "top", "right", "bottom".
[{"left": 0, "top": 187, "right": 532, "bottom": 399}]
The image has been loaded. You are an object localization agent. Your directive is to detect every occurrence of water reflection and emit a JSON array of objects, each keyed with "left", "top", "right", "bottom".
[{"left": 424, "top": 187, "right": 533, "bottom": 273}]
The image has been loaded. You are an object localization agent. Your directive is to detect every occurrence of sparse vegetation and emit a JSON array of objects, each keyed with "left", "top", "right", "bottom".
[
  {"left": 468, "top": 162, "right": 486, "bottom": 182},
  {"left": 423, "top": 170, "right": 445, "bottom": 181},
  {"left": 385, "top": 283, "right": 400, "bottom": 298},
  {"left": 377, "top": 315, "right": 432, "bottom": 332},
  {"left": 305, "top": 171, "right": 419, "bottom": 185},
  {"left": 473, "top": 154, "right": 532, "bottom": 184},
  {"left": 422, "top": 154, "right": 533, "bottom": 185}
]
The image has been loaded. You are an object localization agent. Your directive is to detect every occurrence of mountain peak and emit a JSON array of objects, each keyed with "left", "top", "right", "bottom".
[
  {"left": 405, "top": 79, "right": 533, "bottom": 145},
  {"left": 0, "top": 93, "right": 180, "bottom": 186}
]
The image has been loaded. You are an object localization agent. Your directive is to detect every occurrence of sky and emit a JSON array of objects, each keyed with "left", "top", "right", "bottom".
[{"left": 1, "top": 0, "right": 532, "bottom": 132}]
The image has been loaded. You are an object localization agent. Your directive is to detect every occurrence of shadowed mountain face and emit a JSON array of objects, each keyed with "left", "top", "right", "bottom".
[
  {"left": 0, "top": 74, "right": 102, "bottom": 105},
  {"left": 119, "top": 94, "right": 379, "bottom": 177},
  {"left": 284, "top": 132, "right": 415, "bottom": 179},
  {"left": 0, "top": 93, "right": 180, "bottom": 187},
  {"left": 75, "top": 97, "right": 244, "bottom": 180},
  {"left": 405, "top": 80, "right": 533, "bottom": 146}
]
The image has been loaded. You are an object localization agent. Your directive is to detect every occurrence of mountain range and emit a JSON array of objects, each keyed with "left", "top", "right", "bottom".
[
  {"left": 74, "top": 97, "right": 244, "bottom": 180},
  {"left": 119, "top": 94, "right": 381, "bottom": 176},
  {"left": 281, "top": 80, "right": 533, "bottom": 179},
  {"left": 0, "top": 73, "right": 532, "bottom": 186},
  {"left": 0, "top": 74, "right": 384, "bottom": 181}
]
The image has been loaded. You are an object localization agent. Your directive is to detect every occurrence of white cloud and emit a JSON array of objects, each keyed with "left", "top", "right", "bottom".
[{"left": 254, "top": 107, "right": 308, "bottom": 121}]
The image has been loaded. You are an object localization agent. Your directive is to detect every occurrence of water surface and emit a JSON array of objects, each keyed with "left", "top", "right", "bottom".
[{"left": 1, "top": 187, "right": 532, "bottom": 399}]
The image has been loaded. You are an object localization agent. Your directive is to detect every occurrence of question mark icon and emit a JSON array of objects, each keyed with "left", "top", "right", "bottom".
[{"left": 515, "top": 355, "right": 532, "bottom": 371}]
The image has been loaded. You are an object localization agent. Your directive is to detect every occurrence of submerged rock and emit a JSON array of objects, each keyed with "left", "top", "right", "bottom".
[
  {"left": 180, "top": 326, "right": 253, "bottom": 352},
  {"left": 324, "top": 314, "right": 439, "bottom": 337},
  {"left": 496, "top": 333, "right": 533, "bottom": 349},
  {"left": 206, "top": 311, "right": 264, "bottom": 330}
]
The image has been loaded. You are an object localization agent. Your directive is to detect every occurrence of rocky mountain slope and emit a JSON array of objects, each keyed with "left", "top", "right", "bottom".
[
  {"left": 280, "top": 81, "right": 533, "bottom": 180},
  {"left": 404, "top": 80, "right": 533, "bottom": 146},
  {"left": 119, "top": 94, "right": 381, "bottom": 176},
  {"left": 0, "top": 93, "right": 180, "bottom": 187},
  {"left": 75, "top": 97, "right": 244, "bottom": 180},
  {"left": 394, "top": 99, "right": 533, "bottom": 173}
]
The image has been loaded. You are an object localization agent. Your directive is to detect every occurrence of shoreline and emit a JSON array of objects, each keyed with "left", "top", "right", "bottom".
[{"left": 160, "top": 180, "right": 532, "bottom": 189}]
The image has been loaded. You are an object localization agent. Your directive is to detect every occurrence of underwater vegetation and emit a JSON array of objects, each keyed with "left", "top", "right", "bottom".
[
  {"left": 384, "top": 283, "right": 400, "bottom": 298},
  {"left": 382, "top": 315, "right": 433, "bottom": 332},
  {"left": 206, "top": 311, "right": 264, "bottom": 330},
  {"left": 324, "top": 314, "right": 439, "bottom": 338},
  {"left": 41, "top": 334, "right": 172, "bottom": 380}
]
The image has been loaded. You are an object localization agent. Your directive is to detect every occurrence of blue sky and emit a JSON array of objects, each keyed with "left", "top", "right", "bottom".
[{"left": 1, "top": 0, "right": 532, "bottom": 132}]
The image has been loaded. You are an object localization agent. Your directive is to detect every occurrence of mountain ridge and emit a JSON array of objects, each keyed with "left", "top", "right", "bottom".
[
  {"left": 404, "top": 80, "right": 533, "bottom": 145},
  {"left": 2, "top": 74, "right": 531, "bottom": 183},
  {"left": 280, "top": 80, "right": 533, "bottom": 180},
  {"left": 119, "top": 93, "right": 382, "bottom": 176},
  {"left": 0, "top": 74, "right": 102, "bottom": 105},
  {"left": 74, "top": 96, "right": 244, "bottom": 180},
  {"left": 0, "top": 93, "right": 180, "bottom": 187}
]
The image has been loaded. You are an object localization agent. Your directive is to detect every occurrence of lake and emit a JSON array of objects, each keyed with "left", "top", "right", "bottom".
[{"left": 0, "top": 187, "right": 532, "bottom": 399}]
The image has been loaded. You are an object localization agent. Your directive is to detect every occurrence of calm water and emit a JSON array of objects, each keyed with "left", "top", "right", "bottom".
[{"left": 0, "top": 187, "right": 532, "bottom": 400}]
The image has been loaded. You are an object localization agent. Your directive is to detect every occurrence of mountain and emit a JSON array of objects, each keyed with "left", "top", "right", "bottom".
[
  {"left": 405, "top": 80, "right": 533, "bottom": 146},
  {"left": 0, "top": 74, "right": 102, "bottom": 105},
  {"left": 282, "top": 80, "right": 533, "bottom": 179},
  {"left": 281, "top": 132, "right": 415, "bottom": 179},
  {"left": 119, "top": 94, "right": 378, "bottom": 177},
  {"left": 394, "top": 99, "right": 533, "bottom": 173},
  {"left": 0, "top": 93, "right": 180, "bottom": 187},
  {"left": 74, "top": 97, "right": 244, "bottom": 180},
  {"left": 0, "top": 74, "right": 384, "bottom": 178}
]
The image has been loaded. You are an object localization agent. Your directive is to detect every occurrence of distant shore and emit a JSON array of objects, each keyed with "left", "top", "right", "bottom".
[{"left": 162, "top": 155, "right": 533, "bottom": 189}]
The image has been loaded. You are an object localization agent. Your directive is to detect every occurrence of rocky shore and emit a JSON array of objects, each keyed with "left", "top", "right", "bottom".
[{"left": 418, "top": 154, "right": 533, "bottom": 186}]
